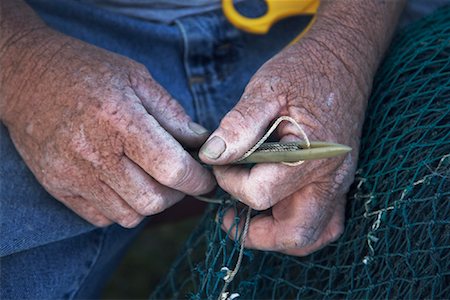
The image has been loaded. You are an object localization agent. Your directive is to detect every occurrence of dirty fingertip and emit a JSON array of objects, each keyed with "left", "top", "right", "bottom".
[{"left": 200, "top": 136, "right": 227, "bottom": 160}]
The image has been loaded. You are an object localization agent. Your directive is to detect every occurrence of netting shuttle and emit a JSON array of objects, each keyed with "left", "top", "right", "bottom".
[{"left": 235, "top": 141, "right": 351, "bottom": 164}]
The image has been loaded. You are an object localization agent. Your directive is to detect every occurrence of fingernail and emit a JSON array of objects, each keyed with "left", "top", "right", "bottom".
[
  {"left": 188, "top": 121, "right": 209, "bottom": 135},
  {"left": 201, "top": 136, "right": 226, "bottom": 160}
]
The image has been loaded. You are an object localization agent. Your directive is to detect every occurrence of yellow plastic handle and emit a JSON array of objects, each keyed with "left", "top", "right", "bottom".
[{"left": 222, "top": 0, "right": 319, "bottom": 34}]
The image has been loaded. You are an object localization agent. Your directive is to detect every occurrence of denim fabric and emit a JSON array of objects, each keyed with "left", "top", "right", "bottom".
[
  {"left": 1, "top": 223, "right": 146, "bottom": 299},
  {"left": 175, "top": 1, "right": 311, "bottom": 129},
  {"left": 80, "top": 0, "right": 226, "bottom": 24},
  {"left": 0, "top": 0, "right": 309, "bottom": 298}
]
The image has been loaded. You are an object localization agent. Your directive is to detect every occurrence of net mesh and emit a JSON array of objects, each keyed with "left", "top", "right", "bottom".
[{"left": 152, "top": 7, "right": 450, "bottom": 299}]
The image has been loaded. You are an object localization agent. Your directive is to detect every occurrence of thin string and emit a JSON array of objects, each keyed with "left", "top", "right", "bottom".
[
  {"left": 194, "top": 195, "right": 232, "bottom": 205},
  {"left": 196, "top": 116, "right": 311, "bottom": 206},
  {"left": 237, "top": 115, "right": 311, "bottom": 163},
  {"left": 217, "top": 116, "right": 310, "bottom": 300},
  {"left": 219, "top": 206, "right": 252, "bottom": 300}
]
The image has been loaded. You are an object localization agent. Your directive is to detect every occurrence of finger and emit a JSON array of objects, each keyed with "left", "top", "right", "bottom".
[
  {"left": 59, "top": 195, "right": 113, "bottom": 227},
  {"left": 221, "top": 183, "right": 339, "bottom": 252},
  {"left": 199, "top": 77, "right": 283, "bottom": 164},
  {"left": 81, "top": 180, "right": 144, "bottom": 228},
  {"left": 282, "top": 194, "right": 346, "bottom": 256},
  {"left": 99, "top": 156, "right": 185, "bottom": 216},
  {"left": 211, "top": 121, "right": 344, "bottom": 210},
  {"left": 221, "top": 207, "right": 274, "bottom": 248},
  {"left": 213, "top": 158, "right": 331, "bottom": 210},
  {"left": 122, "top": 108, "right": 216, "bottom": 196},
  {"left": 130, "top": 72, "right": 210, "bottom": 148}
]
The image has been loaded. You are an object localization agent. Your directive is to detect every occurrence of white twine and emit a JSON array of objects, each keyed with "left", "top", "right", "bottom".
[
  {"left": 237, "top": 116, "right": 311, "bottom": 166},
  {"left": 218, "top": 206, "right": 252, "bottom": 300},
  {"left": 218, "top": 116, "right": 310, "bottom": 300}
]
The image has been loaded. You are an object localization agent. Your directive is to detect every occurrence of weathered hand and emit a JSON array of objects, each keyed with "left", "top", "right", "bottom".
[
  {"left": 1, "top": 29, "right": 215, "bottom": 227},
  {"left": 198, "top": 0, "right": 405, "bottom": 256},
  {"left": 199, "top": 35, "right": 371, "bottom": 255}
]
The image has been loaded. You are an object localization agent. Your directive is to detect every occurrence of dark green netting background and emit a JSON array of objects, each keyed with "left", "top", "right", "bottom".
[{"left": 152, "top": 7, "right": 450, "bottom": 299}]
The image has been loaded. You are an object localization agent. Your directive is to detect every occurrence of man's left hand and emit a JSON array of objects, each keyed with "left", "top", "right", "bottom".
[{"left": 199, "top": 34, "right": 369, "bottom": 256}]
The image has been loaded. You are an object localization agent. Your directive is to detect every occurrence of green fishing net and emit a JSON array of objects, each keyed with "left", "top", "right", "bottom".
[{"left": 152, "top": 7, "right": 450, "bottom": 299}]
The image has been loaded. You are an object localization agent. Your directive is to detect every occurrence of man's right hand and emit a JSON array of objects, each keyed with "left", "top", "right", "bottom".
[{"left": 0, "top": 22, "right": 215, "bottom": 227}]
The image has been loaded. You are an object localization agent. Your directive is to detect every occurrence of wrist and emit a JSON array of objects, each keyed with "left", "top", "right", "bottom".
[
  {"left": 295, "top": 0, "right": 406, "bottom": 95},
  {"left": 0, "top": 0, "right": 47, "bottom": 47},
  {"left": 316, "top": 0, "right": 406, "bottom": 55},
  {"left": 0, "top": 0, "right": 54, "bottom": 123},
  {"left": 0, "top": 27, "right": 61, "bottom": 124}
]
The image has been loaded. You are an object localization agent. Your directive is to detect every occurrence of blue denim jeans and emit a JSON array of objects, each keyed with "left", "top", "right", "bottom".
[{"left": 0, "top": 0, "right": 310, "bottom": 298}]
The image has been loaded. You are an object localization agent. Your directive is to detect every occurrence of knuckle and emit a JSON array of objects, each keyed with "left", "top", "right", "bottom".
[
  {"left": 135, "top": 195, "right": 166, "bottom": 216},
  {"left": 118, "top": 213, "right": 143, "bottom": 228},
  {"left": 214, "top": 170, "right": 226, "bottom": 187},
  {"left": 277, "top": 224, "right": 318, "bottom": 250},
  {"left": 92, "top": 218, "right": 113, "bottom": 228},
  {"left": 329, "top": 222, "right": 345, "bottom": 243},
  {"left": 141, "top": 202, "right": 165, "bottom": 216},
  {"left": 129, "top": 61, "right": 147, "bottom": 73},
  {"left": 164, "top": 164, "right": 187, "bottom": 186},
  {"left": 40, "top": 171, "right": 66, "bottom": 193},
  {"left": 290, "top": 225, "right": 318, "bottom": 249},
  {"left": 94, "top": 101, "right": 136, "bottom": 134},
  {"left": 279, "top": 239, "right": 297, "bottom": 250},
  {"left": 248, "top": 201, "right": 271, "bottom": 211},
  {"left": 161, "top": 97, "right": 185, "bottom": 117},
  {"left": 152, "top": 90, "right": 181, "bottom": 116},
  {"left": 194, "top": 174, "right": 215, "bottom": 195},
  {"left": 242, "top": 183, "right": 273, "bottom": 211},
  {"left": 162, "top": 159, "right": 191, "bottom": 189}
]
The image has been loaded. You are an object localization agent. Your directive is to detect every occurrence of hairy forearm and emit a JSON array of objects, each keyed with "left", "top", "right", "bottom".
[
  {"left": 304, "top": 0, "right": 406, "bottom": 91},
  {"left": 0, "top": 0, "right": 45, "bottom": 45},
  {"left": 0, "top": 0, "right": 57, "bottom": 121}
]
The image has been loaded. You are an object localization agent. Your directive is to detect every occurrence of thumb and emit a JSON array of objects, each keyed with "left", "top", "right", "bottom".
[
  {"left": 132, "top": 71, "right": 210, "bottom": 148},
  {"left": 199, "top": 82, "right": 282, "bottom": 164}
]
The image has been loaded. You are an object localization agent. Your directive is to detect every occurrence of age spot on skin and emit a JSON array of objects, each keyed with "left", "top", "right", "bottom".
[
  {"left": 76, "top": 101, "right": 84, "bottom": 111},
  {"left": 25, "top": 122, "right": 34, "bottom": 135}
]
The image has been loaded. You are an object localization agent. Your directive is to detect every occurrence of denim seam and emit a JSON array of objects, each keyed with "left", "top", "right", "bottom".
[
  {"left": 174, "top": 19, "right": 201, "bottom": 123},
  {"left": 68, "top": 227, "right": 107, "bottom": 299}
]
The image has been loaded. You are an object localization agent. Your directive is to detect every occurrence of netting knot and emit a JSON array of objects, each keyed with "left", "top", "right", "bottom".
[
  {"left": 220, "top": 267, "right": 232, "bottom": 282},
  {"left": 220, "top": 292, "right": 240, "bottom": 300}
]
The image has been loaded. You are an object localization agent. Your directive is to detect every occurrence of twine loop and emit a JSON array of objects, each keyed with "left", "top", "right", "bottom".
[{"left": 218, "top": 116, "right": 310, "bottom": 300}]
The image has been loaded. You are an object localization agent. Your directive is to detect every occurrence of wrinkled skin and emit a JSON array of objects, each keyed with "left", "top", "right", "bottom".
[
  {"left": 1, "top": 0, "right": 404, "bottom": 255},
  {"left": 1, "top": 30, "right": 216, "bottom": 227},
  {"left": 199, "top": 36, "right": 369, "bottom": 256},
  {"left": 197, "top": 0, "right": 405, "bottom": 255}
]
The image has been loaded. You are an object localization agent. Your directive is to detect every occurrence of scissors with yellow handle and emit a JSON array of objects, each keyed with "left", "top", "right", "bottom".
[{"left": 222, "top": 0, "right": 319, "bottom": 35}]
